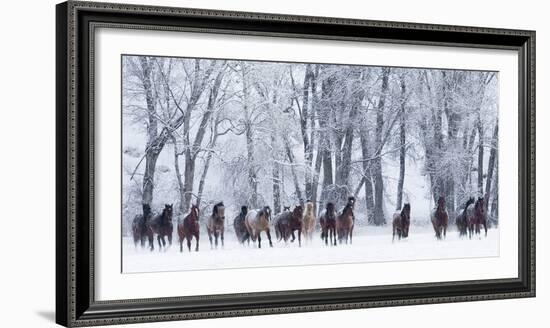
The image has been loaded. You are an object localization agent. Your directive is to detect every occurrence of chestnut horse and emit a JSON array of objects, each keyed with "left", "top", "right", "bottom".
[
  {"left": 456, "top": 197, "right": 475, "bottom": 237},
  {"left": 302, "top": 201, "right": 316, "bottom": 242},
  {"left": 319, "top": 202, "right": 337, "bottom": 246},
  {"left": 147, "top": 204, "right": 173, "bottom": 251},
  {"left": 132, "top": 203, "right": 152, "bottom": 248},
  {"left": 245, "top": 206, "right": 273, "bottom": 248},
  {"left": 392, "top": 203, "right": 411, "bottom": 242},
  {"left": 274, "top": 205, "right": 304, "bottom": 246},
  {"left": 431, "top": 197, "right": 448, "bottom": 240},
  {"left": 206, "top": 202, "right": 226, "bottom": 249},
  {"left": 468, "top": 197, "right": 487, "bottom": 238},
  {"left": 233, "top": 206, "right": 250, "bottom": 245},
  {"left": 178, "top": 204, "right": 200, "bottom": 252},
  {"left": 336, "top": 197, "right": 355, "bottom": 244}
]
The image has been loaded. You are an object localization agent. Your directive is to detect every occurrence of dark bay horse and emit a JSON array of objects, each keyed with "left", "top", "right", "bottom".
[
  {"left": 431, "top": 197, "right": 448, "bottom": 240},
  {"left": 392, "top": 203, "right": 411, "bottom": 242},
  {"left": 245, "top": 206, "right": 273, "bottom": 248},
  {"left": 132, "top": 203, "right": 152, "bottom": 248},
  {"left": 319, "top": 202, "right": 337, "bottom": 246},
  {"left": 147, "top": 204, "right": 173, "bottom": 251},
  {"left": 274, "top": 205, "right": 304, "bottom": 246},
  {"left": 456, "top": 197, "right": 475, "bottom": 237},
  {"left": 233, "top": 206, "right": 250, "bottom": 245},
  {"left": 206, "top": 202, "right": 226, "bottom": 249},
  {"left": 468, "top": 197, "right": 487, "bottom": 238},
  {"left": 336, "top": 197, "right": 355, "bottom": 244},
  {"left": 178, "top": 204, "right": 200, "bottom": 252}
]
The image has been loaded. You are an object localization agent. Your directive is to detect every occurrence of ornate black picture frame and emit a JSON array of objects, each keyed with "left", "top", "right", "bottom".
[{"left": 56, "top": 1, "right": 535, "bottom": 326}]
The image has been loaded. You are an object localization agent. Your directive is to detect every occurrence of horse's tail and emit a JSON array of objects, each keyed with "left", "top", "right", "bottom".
[{"left": 274, "top": 222, "right": 281, "bottom": 241}]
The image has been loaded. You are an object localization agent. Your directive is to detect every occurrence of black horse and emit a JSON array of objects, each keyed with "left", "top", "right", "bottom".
[
  {"left": 233, "top": 206, "right": 250, "bottom": 245},
  {"left": 147, "top": 204, "right": 173, "bottom": 251},
  {"left": 132, "top": 203, "right": 152, "bottom": 248}
]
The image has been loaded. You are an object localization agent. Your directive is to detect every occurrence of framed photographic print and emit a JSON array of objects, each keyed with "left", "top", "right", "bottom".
[{"left": 56, "top": 0, "right": 535, "bottom": 326}]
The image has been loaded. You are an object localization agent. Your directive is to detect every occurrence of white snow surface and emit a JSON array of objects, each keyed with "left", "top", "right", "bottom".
[{"left": 122, "top": 224, "right": 498, "bottom": 273}]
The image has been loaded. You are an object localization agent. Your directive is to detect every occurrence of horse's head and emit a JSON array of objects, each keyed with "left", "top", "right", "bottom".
[
  {"left": 283, "top": 206, "right": 290, "bottom": 212},
  {"left": 240, "top": 205, "right": 248, "bottom": 216},
  {"left": 476, "top": 197, "right": 486, "bottom": 215},
  {"left": 164, "top": 204, "right": 173, "bottom": 221},
  {"left": 213, "top": 202, "right": 225, "bottom": 221},
  {"left": 348, "top": 196, "right": 356, "bottom": 208},
  {"left": 293, "top": 205, "right": 304, "bottom": 219},
  {"left": 305, "top": 201, "right": 314, "bottom": 213},
  {"left": 142, "top": 203, "right": 152, "bottom": 217},
  {"left": 437, "top": 196, "right": 446, "bottom": 210},
  {"left": 191, "top": 204, "right": 200, "bottom": 220},
  {"left": 263, "top": 206, "right": 272, "bottom": 221},
  {"left": 326, "top": 202, "right": 335, "bottom": 213},
  {"left": 403, "top": 203, "right": 411, "bottom": 217}
]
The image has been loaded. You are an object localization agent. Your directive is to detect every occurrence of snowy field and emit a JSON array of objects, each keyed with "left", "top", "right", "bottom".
[{"left": 122, "top": 224, "right": 499, "bottom": 273}]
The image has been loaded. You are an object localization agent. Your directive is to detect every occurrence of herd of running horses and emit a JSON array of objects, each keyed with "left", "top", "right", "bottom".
[{"left": 131, "top": 195, "right": 488, "bottom": 252}]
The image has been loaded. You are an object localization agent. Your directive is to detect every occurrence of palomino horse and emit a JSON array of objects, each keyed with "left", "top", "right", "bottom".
[
  {"left": 245, "top": 206, "right": 273, "bottom": 248},
  {"left": 147, "top": 204, "right": 173, "bottom": 251},
  {"left": 274, "top": 205, "right": 304, "bottom": 246},
  {"left": 233, "top": 206, "right": 250, "bottom": 245},
  {"left": 206, "top": 202, "right": 226, "bottom": 249},
  {"left": 302, "top": 201, "right": 316, "bottom": 242},
  {"left": 132, "top": 203, "right": 152, "bottom": 248},
  {"left": 392, "top": 203, "right": 411, "bottom": 242},
  {"left": 336, "top": 197, "right": 355, "bottom": 244},
  {"left": 456, "top": 197, "right": 475, "bottom": 237},
  {"left": 178, "top": 204, "right": 200, "bottom": 252},
  {"left": 319, "top": 202, "right": 337, "bottom": 246},
  {"left": 468, "top": 197, "right": 487, "bottom": 238},
  {"left": 431, "top": 197, "right": 448, "bottom": 240}
]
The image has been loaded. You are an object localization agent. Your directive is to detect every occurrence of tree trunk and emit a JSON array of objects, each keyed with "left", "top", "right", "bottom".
[
  {"left": 139, "top": 57, "right": 159, "bottom": 206},
  {"left": 396, "top": 75, "right": 406, "bottom": 211},
  {"left": 485, "top": 123, "right": 498, "bottom": 210},
  {"left": 373, "top": 67, "right": 390, "bottom": 225},
  {"left": 477, "top": 113, "right": 484, "bottom": 195}
]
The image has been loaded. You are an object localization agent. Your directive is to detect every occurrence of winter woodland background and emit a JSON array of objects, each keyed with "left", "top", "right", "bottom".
[{"left": 122, "top": 56, "right": 498, "bottom": 234}]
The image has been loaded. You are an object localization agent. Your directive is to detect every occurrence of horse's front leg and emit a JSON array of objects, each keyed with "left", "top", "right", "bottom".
[
  {"left": 257, "top": 232, "right": 262, "bottom": 249},
  {"left": 195, "top": 234, "right": 200, "bottom": 252},
  {"left": 214, "top": 231, "right": 219, "bottom": 249},
  {"left": 221, "top": 230, "right": 224, "bottom": 248},
  {"left": 266, "top": 229, "right": 273, "bottom": 247},
  {"left": 484, "top": 222, "right": 487, "bottom": 237},
  {"left": 298, "top": 229, "right": 302, "bottom": 247},
  {"left": 350, "top": 226, "right": 354, "bottom": 244},
  {"left": 207, "top": 229, "right": 213, "bottom": 249},
  {"left": 186, "top": 237, "right": 192, "bottom": 252}
]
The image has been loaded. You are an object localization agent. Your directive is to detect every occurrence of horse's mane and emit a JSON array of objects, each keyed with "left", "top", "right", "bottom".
[
  {"left": 212, "top": 202, "right": 225, "bottom": 215},
  {"left": 462, "top": 197, "right": 475, "bottom": 217},
  {"left": 401, "top": 203, "right": 411, "bottom": 219}
]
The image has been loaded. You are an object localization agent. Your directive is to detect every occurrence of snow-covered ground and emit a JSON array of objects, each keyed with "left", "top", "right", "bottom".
[{"left": 122, "top": 224, "right": 499, "bottom": 273}]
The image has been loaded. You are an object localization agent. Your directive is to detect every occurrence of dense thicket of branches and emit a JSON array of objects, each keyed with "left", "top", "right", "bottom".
[{"left": 122, "top": 56, "right": 498, "bottom": 230}]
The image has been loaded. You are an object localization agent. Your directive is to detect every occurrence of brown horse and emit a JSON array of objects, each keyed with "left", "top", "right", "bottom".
[
  {"left": 274, "top": 205, "right": 304, "bottom": 246},
  {"left": 132, "top": 203, "right": 152, "bottom": 248},
  {"left": 206, "top": 202, "right": 226, "bottom": 249},
  {"left": 336, "top": 197, "right": 355, "bottom": 244},
  {"left": 147, "top": 204, "right": 173, "bottom": 251},
  {"left": 392, "top": 203, "right": 411, "bottom": 242},
  {"left": 468, "top": 197, "right": 487, "bottom": 238},
  {"left": 245, "top": 206, "right": 273, "bottom": 248},
  {"left": 178, "top": 204, "right": 200, "bottom": 252},
  {"left": 319, "top": 202, "right": 337, "bottom": 246},
  {"left": 233, "top": 206, "right": 250, "bottom": 245},
  {"left": 456, "top": 197, "right": 475, "bottom": 237},
  {"left": 431, "top": 197, "right": 448, "bottom": 240}
]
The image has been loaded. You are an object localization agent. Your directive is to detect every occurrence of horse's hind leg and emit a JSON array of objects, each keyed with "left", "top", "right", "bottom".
[
  {"left": 298, "top": 229, "right": 302, "bottom": 247},
  {"left": 221, "top": 231, "right": 224, "bottom": 248},
  {"left": 484, "top": 222, "right": 487, "bottom": 237},
  {"left": 350, "top": 226, "right": 354, "bottom": 244}
]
